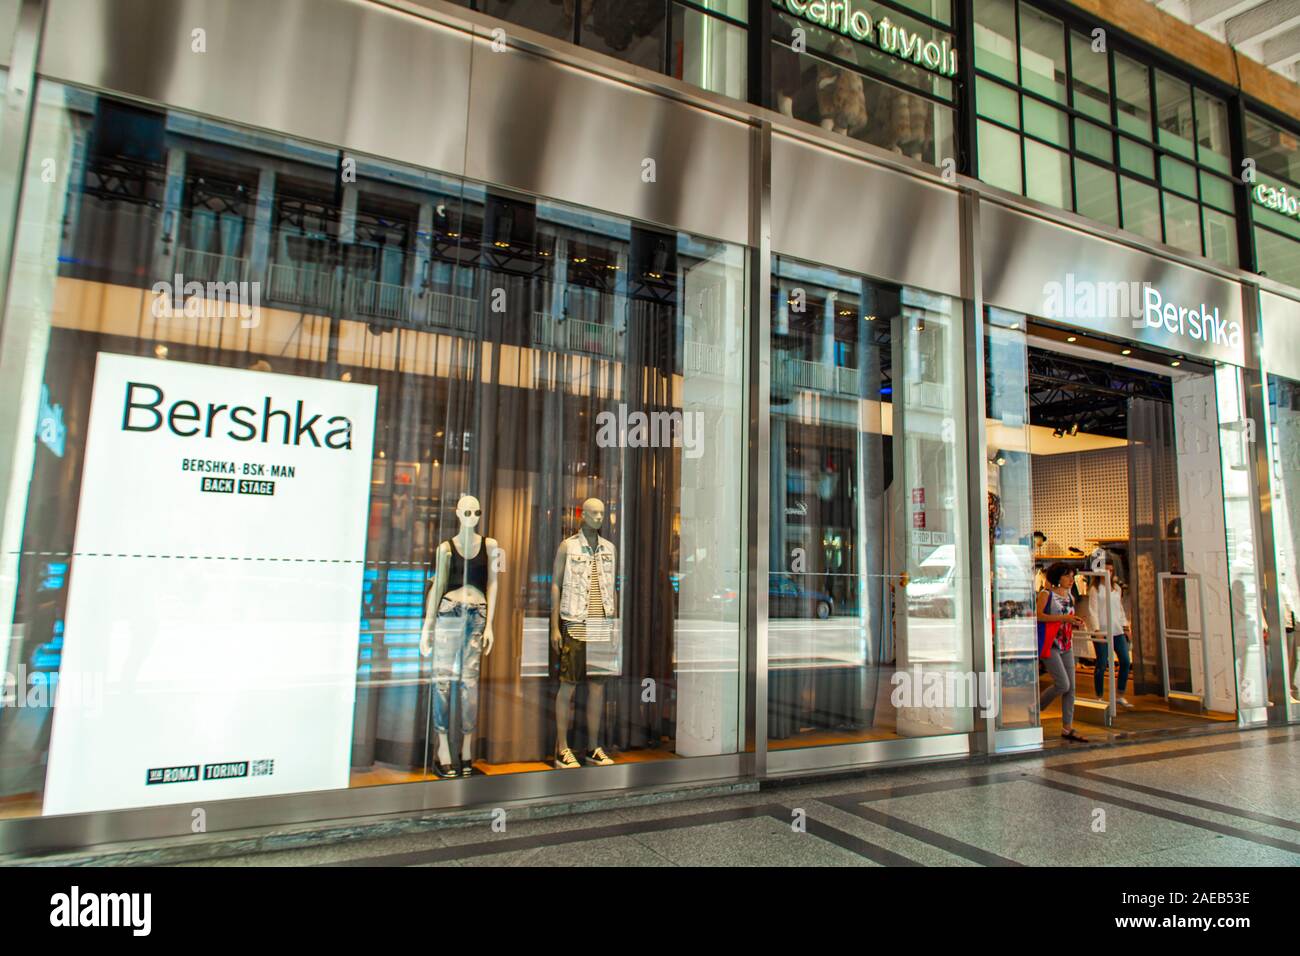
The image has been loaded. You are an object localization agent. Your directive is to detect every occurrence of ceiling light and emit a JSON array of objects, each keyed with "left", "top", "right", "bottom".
[
  {"left": 154, "top": 344, "right": 168, "bottom": 358},
  {"left": 1066, "top": 336, "right": 1077, "bottom": 343},
  {"left": 1121, "top": 348, "right": 1132, "bottom": 355},
  {"left": 1171, "top": 359, "right": 1181, "bottom": 367}
]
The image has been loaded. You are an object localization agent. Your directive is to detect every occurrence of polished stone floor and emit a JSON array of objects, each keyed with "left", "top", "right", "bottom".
[{"left": 174, "top": 726, "right": 1300, "bottom": 867}]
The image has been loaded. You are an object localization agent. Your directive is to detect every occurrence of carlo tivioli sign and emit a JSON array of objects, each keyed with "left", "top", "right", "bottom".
[{"left": 773, "top": 0, "right": 959, "bottom": 78}]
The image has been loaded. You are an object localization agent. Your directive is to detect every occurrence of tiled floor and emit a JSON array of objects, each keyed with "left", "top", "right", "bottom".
[{"left": 173, "top": 726, "right": 1300, "bottom": 867}]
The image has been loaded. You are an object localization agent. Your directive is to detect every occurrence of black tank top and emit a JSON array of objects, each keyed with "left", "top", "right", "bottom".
[{"left": 446, "top": 538, "right": 488, "bottom": 593}]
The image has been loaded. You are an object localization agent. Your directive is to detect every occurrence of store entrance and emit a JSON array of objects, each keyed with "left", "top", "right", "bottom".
[{"left": 991, "top": 320, "right": 1240, "bottom": 743}]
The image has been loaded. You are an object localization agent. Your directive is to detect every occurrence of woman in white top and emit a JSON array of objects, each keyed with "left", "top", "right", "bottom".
[{"left": 1093, "top": 562, "right": 1134, "bottom": 709}]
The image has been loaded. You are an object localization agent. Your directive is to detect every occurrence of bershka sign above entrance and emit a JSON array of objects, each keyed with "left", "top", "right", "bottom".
[
  {"left": 1040, "top": 274, "right": 1244, "bottom": 365},
  {"left": 773, "top": 0, "right": 958, "bottom": 78}
]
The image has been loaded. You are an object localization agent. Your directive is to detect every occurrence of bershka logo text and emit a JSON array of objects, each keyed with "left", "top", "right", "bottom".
[
  {"left": 50, "top": 886, "right": 151, "bottom": 936},
  {"left": 122, "top": 381, "right": 355, "bottom": 449},
  {"left": 1141, "top": 285, "right": 1241, "bottom": 348},
  {"left": 152, "top": 272, "right": 261, "bottom": 328}
]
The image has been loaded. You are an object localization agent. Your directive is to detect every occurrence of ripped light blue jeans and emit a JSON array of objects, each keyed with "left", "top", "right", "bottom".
[{"left": 432, "top": 599, "right": 486, "bottom": 734}]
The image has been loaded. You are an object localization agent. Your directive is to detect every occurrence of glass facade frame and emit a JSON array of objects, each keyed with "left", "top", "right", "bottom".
[{"left": 0, "top": 0, "right": 1294, "bottom": 851}]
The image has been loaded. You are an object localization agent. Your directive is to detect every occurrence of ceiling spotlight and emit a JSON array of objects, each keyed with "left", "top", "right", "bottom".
[
  {"left": 1121, "top": 348, "right": 1132, "bottom": 355},
  {"left": 1171, "top": 359, "right": 1182, "bottom": 367},
  {"left": 1066, "top": 335, "right": 1077, "bottom": 343},
  {"left": 864, "top": 314, "right": 877, "bottom": 322}
]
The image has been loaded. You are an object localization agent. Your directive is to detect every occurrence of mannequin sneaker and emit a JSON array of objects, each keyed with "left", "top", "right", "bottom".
[
  {"left": 584, "top": 746, "right": 614, "bottom": 767},
  {"left": 554, "top": 748, "right": 580, "bottom": 770},
  {"left": 1118, "top": 697, "right": 1135, "bottom": 710}
]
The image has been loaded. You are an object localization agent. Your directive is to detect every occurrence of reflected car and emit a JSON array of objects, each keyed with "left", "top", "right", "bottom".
[{"left": 712, "top": 575, "right": 834, "bottom": 619}]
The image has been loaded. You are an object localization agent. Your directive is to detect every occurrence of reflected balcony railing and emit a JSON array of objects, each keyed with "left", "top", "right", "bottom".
[
  {"left": 267, "top": 260, "right": 335, "bottom": 311},
  {"left": 773, "top": 357, "right": 862, "bottom": 397},
  {"left": 684, "top": 339, "right": 726, "bottom": 377},
  {"left": 174, "top": 247, "right": 251, "bottom": 286},
  {"left": 532, "top": 312, "right": 619, "bottom": 358},
  {"left": 264, "top": 262, "right": 478, "bottom": 334}
]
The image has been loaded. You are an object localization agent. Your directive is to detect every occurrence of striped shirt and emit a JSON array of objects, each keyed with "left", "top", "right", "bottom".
[{"left": 571, "top": 557, "right": 610, "bottom": 642}]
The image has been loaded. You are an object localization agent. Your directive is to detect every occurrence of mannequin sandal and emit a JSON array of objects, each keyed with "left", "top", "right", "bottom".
[{"left": 1061, "top": 730, "right": 1089, "bottom": 742}]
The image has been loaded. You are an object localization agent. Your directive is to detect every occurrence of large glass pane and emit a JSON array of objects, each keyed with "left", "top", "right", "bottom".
[
  {"left": 1215, "top": 366, "right": 1269, "bottom": 714},
  {"left": 1121, "top": 175, "right": 1161, "bottom": 241},
  {"left": 1160, "top": 154, "right": 1197, "bottom": 198},
  {"left": 974, "top": 0, "right": 1018, "bottom": 83},
  {"left": 1074, "top": 118, "right": 1112, "bottom": 162},
  {"left": 672, "top": 3, "right": 747, "bottom": 100},
  {"left": 481, "top": 0, "right": 574, "bottom": 41},
  {"left": 1266, "top": 374, "right": 1300, "bottom": 706},
  {"left": 1199, "top": 170, "right": 1235, "bottom": 213},
  {"left": 1018, "top": 5, "right": 1066, "bottom": 103},
  {"left": 771, "top": 40, "right": 956, "bottom": 165},
  {"left": 1115, "top": 54, "right": 1152, "bottom": 140},
  {"left": 582, "top": 0, "right": 666, "bottom": 71},
  {"left": 1201, "top": 207, "right": 1238, "bottom": 268},
  {"left": 979, "top": 120, "right": 1023, "bottom": 193},
  {"left": 1023, "top": 97, "right": 1067, "bottom": 147},
  {"left": 0, "top": 82, "right": 747, "bottom": 817},
  {"left": 1194, "top": 90, "right": 1232, "bottom": 175},
  {"left": 977, "top": 76, "right": 1019, "bottom": 128},
  {"left": 768, "top": 258, "right": 971, "bottom": 747},
  {"left": 1024, "top": 138, "right": 1070, "bottom": 209},
  {"left": 1162, "top": 190, "right": 1202, "bottom": 254},
  {"left": 1069, "top": 30, "right": 1110, "bottom": 121},
  {"left": 1255, "top": 227, "right": 1300, "bottom": 289},
  {"left": 1119, "top": 137, "right": 1155, "bottom": 178},
  {"left": 1154, "top": 70, "right": 1195, "bottom": 159},
  {"left": 1246, "top": 111, "right": 1300, "bottom": 186},
  {"left": 1074, "top": 157, "right": 1119, "bottom": 226},
  {"left": 985, "top": 308, "right": 1037, "bottom": 730}
]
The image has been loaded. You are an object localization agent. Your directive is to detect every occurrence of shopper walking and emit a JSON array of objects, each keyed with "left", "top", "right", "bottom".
[
  {"left": 1037, "top": 562, "right": 1088, "bottom": 742},
  {"left": 1093, "top": 563, "right": 1134, "bottom": 709}
]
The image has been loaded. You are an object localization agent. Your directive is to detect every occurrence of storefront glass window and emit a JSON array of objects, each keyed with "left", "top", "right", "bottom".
[
  {"left": 767, "top": 257, "right": 972, "bottom": 748},
  {"left": 0, "top": 83, "right": 747, "bottom": 818},
  {"left": 1266, "top": 374, "right": 1300, "bottom": 705},
  {"left": 984, "top": 308, "right": 1036, "bottom": 730}
]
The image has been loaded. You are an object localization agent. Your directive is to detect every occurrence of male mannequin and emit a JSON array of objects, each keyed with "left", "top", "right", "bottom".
[
  {"left": 550, "top": 497, "right": 617, "bottom": 769},
  {"left": 420, "top": 495, "right": 500, "bottom": 778}
]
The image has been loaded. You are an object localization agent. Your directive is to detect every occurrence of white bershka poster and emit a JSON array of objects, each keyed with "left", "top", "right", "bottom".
[{"left": 44, "top": 353, "right": 376, "bottom": 815}]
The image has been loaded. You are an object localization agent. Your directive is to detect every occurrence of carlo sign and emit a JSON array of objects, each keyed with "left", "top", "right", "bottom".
[{"left": 772, "top": 0, "right": 959, "bottom": 78}]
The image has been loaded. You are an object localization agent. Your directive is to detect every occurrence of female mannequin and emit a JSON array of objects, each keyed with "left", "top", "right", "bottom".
[{"left": 420, "top": 495, "right": 500, "bottom": 778}]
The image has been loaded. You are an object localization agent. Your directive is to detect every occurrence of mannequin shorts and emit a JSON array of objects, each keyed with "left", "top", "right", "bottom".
[{"left": 553, "top": 619, "right": 622, "bottom": 683}]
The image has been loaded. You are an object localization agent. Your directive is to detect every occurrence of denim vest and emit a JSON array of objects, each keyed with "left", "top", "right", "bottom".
[{"left": 559, "top": 532, "right": 616, "bottom": 622}]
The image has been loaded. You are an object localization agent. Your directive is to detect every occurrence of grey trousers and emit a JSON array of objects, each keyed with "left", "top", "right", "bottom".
[{"left": 1040, "top": 649, "right": 1076, "bottom": 727}]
